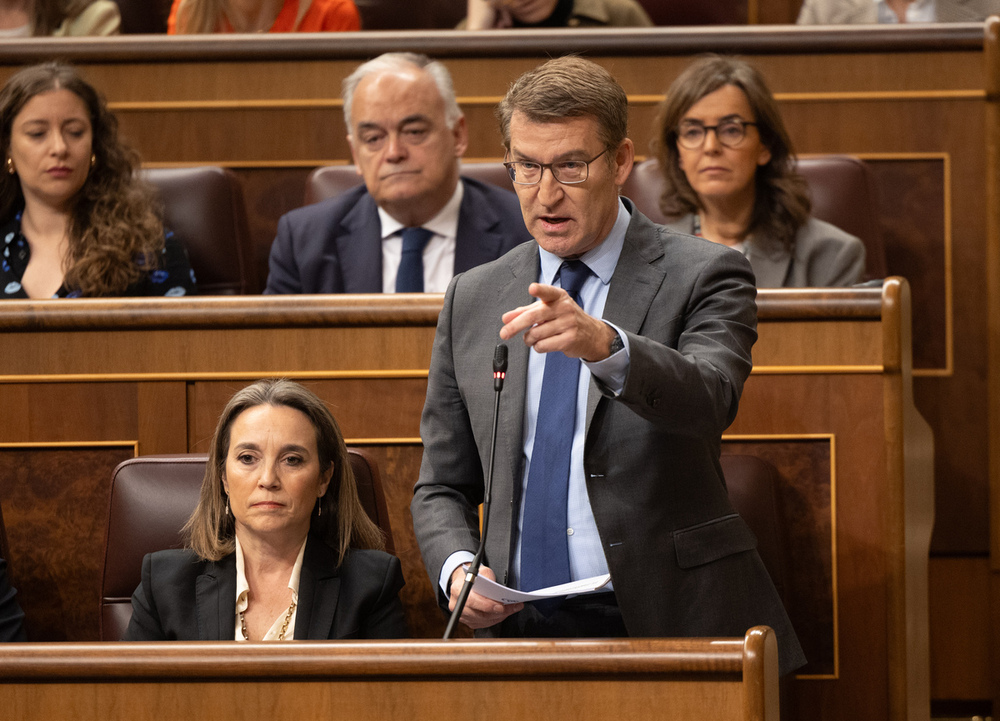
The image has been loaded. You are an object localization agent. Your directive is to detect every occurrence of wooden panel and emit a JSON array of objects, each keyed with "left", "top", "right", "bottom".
[
  {"left": 0, "top": 634, "right": 779, "bottom": 721},
  {"left": 0, "top": 446, "right": 135, "bottom": 641},
  {"left": 928, "top": 557, "right": 991, "bottom": 699}
]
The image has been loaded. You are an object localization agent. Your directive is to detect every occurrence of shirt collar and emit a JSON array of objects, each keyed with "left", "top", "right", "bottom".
[
  {"left": 538, "top": 197, "right": 630, "bottom": 285},
  {"left": 378, "top": 178, "right": 464, "bottom": 241}
]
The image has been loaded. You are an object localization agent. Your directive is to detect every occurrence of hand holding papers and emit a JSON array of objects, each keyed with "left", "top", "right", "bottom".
[{"left": 471, "top": 573, "right": 612, "bottom": 605}]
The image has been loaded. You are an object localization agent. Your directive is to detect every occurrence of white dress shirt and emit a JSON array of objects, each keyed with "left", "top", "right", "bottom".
[{"left": 378, "top": 181, "right": 464, "bottom": 293}]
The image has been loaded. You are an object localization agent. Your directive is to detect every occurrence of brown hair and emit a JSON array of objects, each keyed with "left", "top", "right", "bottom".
[
  {"left": 183, "top": 379, "right": 386, "bottom": 564},
  {"left": 0, "top": 62, "right": 165, "bottom": 296},
  {"left": 497, "top": 56, "right": 628, "bottom": 155},
  {"left": 654, "top": 55, "right": 810, "bottom": 250},
  {"left": 170, "top": 0, "right": 223, "bottom": 33},
  {"left": 32, "top": 0, "right": 96, "bottom": 35}
]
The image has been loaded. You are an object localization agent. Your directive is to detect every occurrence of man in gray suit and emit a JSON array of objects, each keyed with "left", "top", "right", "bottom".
[
  {"left": 265, "top": 53, "right": 528, "bottom": 294},
  {"left": 411, "top": 57, "right": 805, "bottom": 675}
]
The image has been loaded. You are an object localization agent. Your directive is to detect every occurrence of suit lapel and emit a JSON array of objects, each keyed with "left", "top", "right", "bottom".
[
  {"left": 338, "top": 193, "right": 384, "bottom": 292},
  {"left": 454, "top": 179, "right": 505, "bottom": 274},
  {"left": 589, "top": 207, "right": 667, "bottom": 428},
  {"left": 195, "top": 556, "right": 237, "bottom": 641},
  {"left": 293, "top": 536, "right": 341, "bottom": 640}
]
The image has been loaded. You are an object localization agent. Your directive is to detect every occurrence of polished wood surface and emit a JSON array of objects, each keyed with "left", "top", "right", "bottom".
[
  {"left": 0, "top": 283, "right": 930, "bottom": 721},
  {"left": 0, "top": 631, "right": 779, "bottom": 721}
]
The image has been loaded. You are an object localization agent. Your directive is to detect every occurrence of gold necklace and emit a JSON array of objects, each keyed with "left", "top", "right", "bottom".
[{"left": 240, "top": 598, "right": 296, "bottom": 641}]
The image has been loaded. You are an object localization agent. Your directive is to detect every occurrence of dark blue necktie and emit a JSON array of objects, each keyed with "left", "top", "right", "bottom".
[
  {"left": 396, "top": 227, "right": 433, "bottom": 292},
  {"left": 520, "top": 260, "right": 593, "bottom": 595}
]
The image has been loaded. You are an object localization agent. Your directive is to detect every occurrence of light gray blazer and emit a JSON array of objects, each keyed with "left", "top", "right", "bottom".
[
  {"left": 665, "top": 215, "right": 866, "bottom": 288},
  {"left": 411, "top": 200, "right": 806, "bottom": 676},
  {"left": 797, "top": 0, "right": 999, "bottom": 23}
]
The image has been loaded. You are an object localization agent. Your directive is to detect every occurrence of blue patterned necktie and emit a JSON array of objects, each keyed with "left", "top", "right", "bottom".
[
  {"left": 520, "top": 259, "right": 594, "bottom": 595},
  {"left": 396, "top": 227, "right": 433, "bottom": 292}
]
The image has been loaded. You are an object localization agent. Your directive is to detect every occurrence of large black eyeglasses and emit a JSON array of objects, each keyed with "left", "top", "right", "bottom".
[
  {"left": 503, "top": 149, "right": 609, "bottom": 185},
  {"left": 676, "top": 119, "right": 758, "bottom": 149}
]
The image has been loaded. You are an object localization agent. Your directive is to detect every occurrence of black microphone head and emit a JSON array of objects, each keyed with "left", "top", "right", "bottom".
[{"left": 493, "top": 344, "right": 508, "bottom": 373}]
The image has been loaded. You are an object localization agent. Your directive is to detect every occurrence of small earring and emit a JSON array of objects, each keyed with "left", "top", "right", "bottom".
[
  {"left": 225, "top": 497, "right": 231, "bottom": 516},
  {"left": 89, "top": 154, "right": 96, "bottom": 169},
  {"left": 316, "top": 500, "right": 322, "bottom": 517},
  {"left": 5, "top": 158, "right": 13, "bottom": 175}
]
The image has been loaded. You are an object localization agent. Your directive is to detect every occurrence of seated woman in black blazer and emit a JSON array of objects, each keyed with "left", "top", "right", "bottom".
[{"left": 123, "top": 379, "right": 407, "bottom": 641}]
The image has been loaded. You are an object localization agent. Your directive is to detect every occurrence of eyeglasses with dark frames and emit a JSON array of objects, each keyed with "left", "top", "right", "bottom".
[
  {"left": 675, "top": 119, "right": 758, "bottom": 150},
  {"left": 503, "top": 149, "right": 609, "bottom": 185}
]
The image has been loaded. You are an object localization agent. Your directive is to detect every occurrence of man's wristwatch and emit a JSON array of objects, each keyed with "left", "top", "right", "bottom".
[{"left": 608, "top": 329, "right": 624, "bottom": 356}]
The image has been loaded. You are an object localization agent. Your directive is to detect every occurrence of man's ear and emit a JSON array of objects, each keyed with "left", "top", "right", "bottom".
[
  {"left": 452, "top": 115, "right": 469, "bottom": 158},
  {"left": 613, "top": 138, "right": 635, "bottom": 187},
  {"left": 348, "top": 136, "right": 363, "bottom": 176}
]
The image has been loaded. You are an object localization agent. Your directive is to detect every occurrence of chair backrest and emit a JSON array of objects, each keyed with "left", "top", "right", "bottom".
[
  {"left": 720, "top": 454, "right": 789, "bottom": 606},
  {"left": 304, "top": 162, "right": 514, "bottom": 206},
  {"left": 142, "top": 167, "right": 258, "bottom": 295},
  {"left": 112, "top": 0, "right": 171, "bottom": 33},
  {"left": 0, "top": 500, "right": 13, "bottom": 589},
  {"left": 621, "top": 155, "right": 888, "bottom": 282},
  {"left": 637, "top": 0, "right": 747, "bottom": 24},
  {"left": 99, "top": 449, "right": 393, "bottom": 641}
]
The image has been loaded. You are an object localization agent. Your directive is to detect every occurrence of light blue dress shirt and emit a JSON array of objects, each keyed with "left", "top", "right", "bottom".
[{"left": 440, "top": 199, "right": 633, "bottom": 596}]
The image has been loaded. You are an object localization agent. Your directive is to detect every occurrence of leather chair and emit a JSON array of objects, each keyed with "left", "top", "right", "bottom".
[
  {"left": 637, "top": 0, "right": 748, "bottom": 24},
  {"left": 621, "top": 155, "right": 888, "bottom": 282},
  {"left": 112, "top": 0, "right": 171, "bottom": 33},
  {"left": 99, "top": 449, "right": 393, "bottom": 641},
  {"left": 0, "top": 501, "right": 14, "bottom": 589},
  {"left": 720, "top": 454, "right": 789, "bottom": 606},
  {"left": 304, "top": 162, "right": 514, "bottom": 206},
  {"left": 142, "top": 167, "right": 259, "bottom": 294}
]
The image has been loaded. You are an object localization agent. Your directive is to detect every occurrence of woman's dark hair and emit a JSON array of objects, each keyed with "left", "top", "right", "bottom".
[
  {"left": 33, "top": 0, "right": 97, "bottom": 35},
  {"left": 183, "top": 379, "right": 387, "bottom": 564},
  {"left": 0, "top": 61, "right": 165, "bottom": 296},
  {"left": 654, "top": 55, "right": 811, "bottom": 250}
]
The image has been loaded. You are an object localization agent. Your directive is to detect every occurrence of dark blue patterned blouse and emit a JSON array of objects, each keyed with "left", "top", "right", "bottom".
[{"left": 1, "top": 212, "right": 197, "bottom": 298}]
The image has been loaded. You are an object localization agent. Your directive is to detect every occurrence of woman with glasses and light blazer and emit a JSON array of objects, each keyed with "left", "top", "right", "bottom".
[{"left": 654, "top": 55, "right": 865, "bottom": 288}]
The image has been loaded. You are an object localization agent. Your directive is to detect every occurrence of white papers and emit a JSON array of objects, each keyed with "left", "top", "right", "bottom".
[{"left": 471, "top": 573, "right": 612, "bottom": 604}]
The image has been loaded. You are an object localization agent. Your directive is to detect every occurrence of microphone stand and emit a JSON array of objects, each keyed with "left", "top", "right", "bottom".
[{"left": 443, "top": 344, "right": 507, "bottom": 640}]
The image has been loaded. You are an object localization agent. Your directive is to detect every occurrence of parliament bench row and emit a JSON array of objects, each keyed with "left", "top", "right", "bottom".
[{"left": 158, "top": 155, "right": 887, "bottom": 297}]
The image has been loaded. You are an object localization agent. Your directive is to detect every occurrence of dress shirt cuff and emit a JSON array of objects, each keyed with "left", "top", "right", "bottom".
[
  {"left": 440, "top": 550, "right": 476, "bottom": 596},
  {"left": 584, "top": 322, "right": 630, "bottom": 396}
]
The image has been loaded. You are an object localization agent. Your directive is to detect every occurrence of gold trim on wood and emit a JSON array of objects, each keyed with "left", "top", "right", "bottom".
[
  {"left": 723, "top": 432, "right": 839, "bottom": 681},
  {"left": 0, "top": 370, "right": 430, "bottom": 384},
  {"left": 345, "top": 438, "right": 422, "bottom": 445},
  {"left": 751, "top": 365, "right": 883, "bottom": 375},
  {"left": 110, "top": 99, "right": 345, "bottom": 111},
  {"left": 0, "top": 441, "right": 139, "bottom": 452}
]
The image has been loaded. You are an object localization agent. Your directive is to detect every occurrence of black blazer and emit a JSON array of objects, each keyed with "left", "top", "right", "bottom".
[
  {"left": 264, "top": 176, "right": 530, "bottom": 294},
  {"left": 0, "top": 555, "right": 26, "bottom": 642},
  {"left": 123, "top": 537, "right": 407, "bottom": 640}
]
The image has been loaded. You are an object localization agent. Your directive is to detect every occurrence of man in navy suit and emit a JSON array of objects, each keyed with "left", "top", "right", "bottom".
[{"left": 265, "top": 53, "right": 529, "bottom": 294}]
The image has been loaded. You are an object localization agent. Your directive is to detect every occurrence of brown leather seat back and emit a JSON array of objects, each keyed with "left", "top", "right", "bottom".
[
  {"left": 621, "top": 155, "right": 887, "bottom": 282},
  {"left": 720, "top": 454, "right": 789, "bottom": 605},
  {"left": 142, "top": 167, "right": 258, "bottom": 294},
  {"left": 113, "top": 0, "right": 171, "bottom": 33},
  {"left": 0, "top": 501, "right": 13, "bottom": 588},
  {"left": 304, "top": 162, "right": 514, "bottom": 206},
  {"left": 99, "top": 449, "right": 392, "bottom": 641},
  {"left": 637, "top": 0, "right": 747, "bottom": 24}
]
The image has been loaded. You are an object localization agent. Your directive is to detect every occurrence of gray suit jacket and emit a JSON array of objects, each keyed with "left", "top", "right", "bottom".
[
  {"left": 797, "top": 0, "right": 999, "bottom": 23},
  {"left": 122, "top": 536, "right": 408, "bottom": 640},
  {"left": 666, "top": 215, "right": 866, "bottom": 287},
  {"left": 264, "top": 177, "right": 529, "bottom": 294},
  {"left": 411, "top": 200, "right": 806, "bottom": 675}
]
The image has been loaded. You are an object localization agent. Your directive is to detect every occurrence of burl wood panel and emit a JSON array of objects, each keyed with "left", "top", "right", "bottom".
[
  {"left": 0, "top": 446, "right": 135, "bottom": 641},
  {"left": 724, "top": 439, "right": 834, "bottom": 677}
]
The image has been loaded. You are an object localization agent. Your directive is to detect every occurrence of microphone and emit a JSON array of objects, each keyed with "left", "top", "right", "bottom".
[
  {"left": 493, "top": 343, "right": 508, "bottom": 391},
  {"left": 444, "top": 343, "right": 507, "bottom": 639}
]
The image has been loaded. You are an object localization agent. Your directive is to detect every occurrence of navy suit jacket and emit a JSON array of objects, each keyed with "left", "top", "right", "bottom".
[
  {"left": 265, "top": 177, "right": 529, "bottom": 293},
  {"left": 122, "top": 537, "right": 407, "bottom": 641},
  {"left": 0, "top": 555, "right": 26, "bottom": 642}
]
